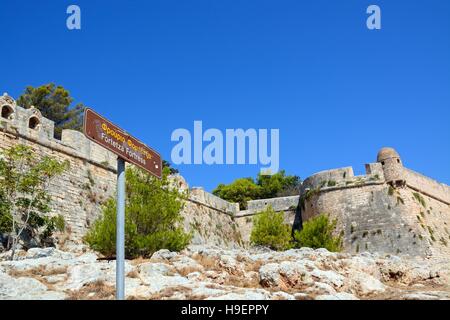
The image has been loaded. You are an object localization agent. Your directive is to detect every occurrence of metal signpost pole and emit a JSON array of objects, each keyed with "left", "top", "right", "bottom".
[
  {"left": 116, "top": 157, "right": 125, "bottom": 300},
  {"left": 84, "top": 108, "right": 162, "bottom": 301}
]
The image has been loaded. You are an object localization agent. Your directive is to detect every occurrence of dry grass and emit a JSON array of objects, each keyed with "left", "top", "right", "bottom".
[
  {"left": 246, "top": 259, "right": 264, "bottom": 273},
  {"left": 8, "top": 265, "right": 68, "bottom": 278},
  {"left": 192, "top": 254, "right": 219, "bottom": 271},
  {"left": 66, "top": 280, "right": 116, "bottom": 300},
  {"left": 148, "top": 286, "right": 193, "bottom": 300},
  {"left": 176, "top": 265, "right": 203, "bottom": 277},
  {"left": 130, "top": 256, "right": 152, "bottom": 266},
  {"left": 223, "top": 273, "right": 260, "bottom": 288},
  {"left": 126, "top": 270, "right": 140, "bottom": 279}
]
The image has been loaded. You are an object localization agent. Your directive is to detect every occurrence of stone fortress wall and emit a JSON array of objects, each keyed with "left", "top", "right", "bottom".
[
  {"left": 297, "top": 148, "right": 450, "bottom": 259},
  {"left": 0, "top": 93, "right": 243, "bottom": 248},
  {"left": 1, "top": 92, "right": 450, "bottom": 257}
]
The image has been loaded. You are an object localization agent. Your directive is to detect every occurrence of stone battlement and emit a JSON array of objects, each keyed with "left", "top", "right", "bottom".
[{"left": 0, "top": 93, "right": 118, "bottom": 170}]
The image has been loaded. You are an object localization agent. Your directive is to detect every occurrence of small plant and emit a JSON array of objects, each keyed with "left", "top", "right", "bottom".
[
  {"left": 87, "top": 169, "right": 95, "bottom": 187},
  {"left": 427, "top": 226, "right": 436, "bottom": 242},
  {"left": 388, "top": 186, "right": 395, "bottom": 196},
  {"left": 327, "top": 180, "right": 337, "bottom": 187},
  {"left": 293, "top": 214, "right": 343, "bottom": 252},
  {"left": 299, "top": 187, "right": 321, "bottom": 210},
  {"left": 250, "top": 206, "right": 292, "bottom": 251},
  {"left": 413, "top": 192, "right": 426, "bottom": 207}
]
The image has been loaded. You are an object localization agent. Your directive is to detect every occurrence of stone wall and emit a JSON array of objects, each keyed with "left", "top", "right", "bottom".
[
  {"left": 0, "top": 94, "right": 247, "bottom": 248},
  {"left": 297, "top": 156, "right": 450, "bottom": 258},
  {"left": 0, "top": 96, "right": 118, "bottom": 242},
  {"left": 2, "top": 93, "right": 449, "bottom": 258},
  {"left": 404, "top": 168, "right": 450, "bottom": 205}
]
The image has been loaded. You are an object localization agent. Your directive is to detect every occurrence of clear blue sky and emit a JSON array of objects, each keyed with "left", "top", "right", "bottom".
[{"left": 1, "top": 0, "right": 449, "bottom": 191}]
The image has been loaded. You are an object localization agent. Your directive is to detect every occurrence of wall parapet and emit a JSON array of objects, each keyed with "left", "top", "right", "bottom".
[
  {"left": 301, "top": 165, "right": 385, "bottom": 194},
  {"left": 189, "top": 188, "right": 239, "bottom": 216},
  {"left": 0, "top": 97, "right": 118, "bottom": 172},
  {"left": 404, "top": 168, "right": 450, "bottom": 205}
]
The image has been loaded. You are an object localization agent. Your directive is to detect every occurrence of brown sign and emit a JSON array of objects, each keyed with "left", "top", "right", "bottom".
[{"left": 83, "top": 108, "right": 162, "bottom": 179}]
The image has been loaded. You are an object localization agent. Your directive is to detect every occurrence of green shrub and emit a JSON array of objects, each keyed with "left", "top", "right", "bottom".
[
  {"left": 327, "top": 180, "right": 337, "bottom": 187},
  {"left": 250, "top": 206, "right": 292, "bottom": 251},
  {"left": 293, "top": 214, "right": 342, "bottom": 252},
  {"left": 84, "top": 167, "right": 192, "bottom": 258}
]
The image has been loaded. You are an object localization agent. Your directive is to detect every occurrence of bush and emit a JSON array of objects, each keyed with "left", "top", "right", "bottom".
[
  {"left": 84, "top": 167, "right": 192, "bottom": 258},
  {"left": 250, "top": 206, "right": 292, "bottom": 251},
  {"left": 293, "top": 214, "right": 342, "bottom": 252}
]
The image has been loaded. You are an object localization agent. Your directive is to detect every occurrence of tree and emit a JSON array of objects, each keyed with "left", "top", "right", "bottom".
[
  {"left": 0, "top": 145, "right": 69, "bottom": 259},
  {"left": 257, "top": 170, "right": 301, "bottom": 198},
  {"left": 212, "top": 178, "right": 261, "bottom": 209},
  {"left": 250, "top": 206, "right": 292, "bottom": 251},
  {"left": 162, "top": 159, "right": 179, "bottom": 175},
  {"left": 212, "top": 170, "right": 301, "bottom": 209},
  {"left": 293, "top": 214, "right": 343, "bottom": 252},
  {"left": 17, "top": 84, "right": 85, "bottom": 139},
  {"left": 84, "top": 167, "right": 192, "bottom": 258}
]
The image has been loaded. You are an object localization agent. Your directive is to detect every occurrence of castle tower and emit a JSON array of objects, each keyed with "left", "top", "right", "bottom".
[{"left": 377, "top": 147, "right": 406, "bottom": 187}]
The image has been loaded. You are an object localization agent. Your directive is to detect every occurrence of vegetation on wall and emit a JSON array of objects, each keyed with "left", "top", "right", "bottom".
[
  {"left": 0, "top": 144, "right": 69, "bottom": 260},
  {"left": 84, "top": 167, "right": 192, "bottom": 258},
  {"left": 213, "top": 170, "right": 301, "bottom": 209}
]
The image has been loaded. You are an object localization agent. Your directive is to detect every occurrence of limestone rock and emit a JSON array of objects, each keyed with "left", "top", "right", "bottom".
[
  {"left": 0, "top": 271, "right": 66, "bottom": 300},
  {"left": 315, "top": 292, "right": 359, "bottom": 300}
]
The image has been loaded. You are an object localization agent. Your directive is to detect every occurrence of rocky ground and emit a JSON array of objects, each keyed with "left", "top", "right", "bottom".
[{"left": 0, "top": 245, "right": 449, "bottom": 300}]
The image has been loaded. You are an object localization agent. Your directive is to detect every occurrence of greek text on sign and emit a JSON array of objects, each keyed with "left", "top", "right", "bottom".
[{"left": 83, "top": 108, "right": 162, "bottom": 178}]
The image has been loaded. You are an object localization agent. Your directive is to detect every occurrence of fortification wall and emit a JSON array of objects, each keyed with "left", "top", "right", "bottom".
[
  {"left": 181, "top": 189, "right": 244, "bottom": 248},
  {"left": 2, "top": 94, "right": 449, "bottom": 256},
  {"left": 0, "top": 94, "right": 247, "bottom": 248},
  {"left": 0, "top": 98, "right": 118, "bottom": 243},
  {"left": 301, "top": 163, "right": 384, "bottom": 192},
  {"left": 0, "top": 128, "right": 117, "bottom": 242},
  {"left": 297, "top": 158, "right": 450, "bottom": 258},
  {"left": 404, "top": 168, "right": 450, "bottom": 205}
]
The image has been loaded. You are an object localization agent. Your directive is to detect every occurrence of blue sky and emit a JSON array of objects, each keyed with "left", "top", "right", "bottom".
[{"left": 1, "top": 0, "right": 449, "bottom": 191}]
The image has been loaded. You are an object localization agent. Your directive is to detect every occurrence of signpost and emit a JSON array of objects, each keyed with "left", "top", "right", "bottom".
[{"left": 83, "top": 108, "right": 162, "bottom": 300}]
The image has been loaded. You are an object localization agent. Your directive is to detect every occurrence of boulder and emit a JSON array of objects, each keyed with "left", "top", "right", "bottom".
[{"left": 0, "top": 271, "right": 66, "bottom": 300}]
